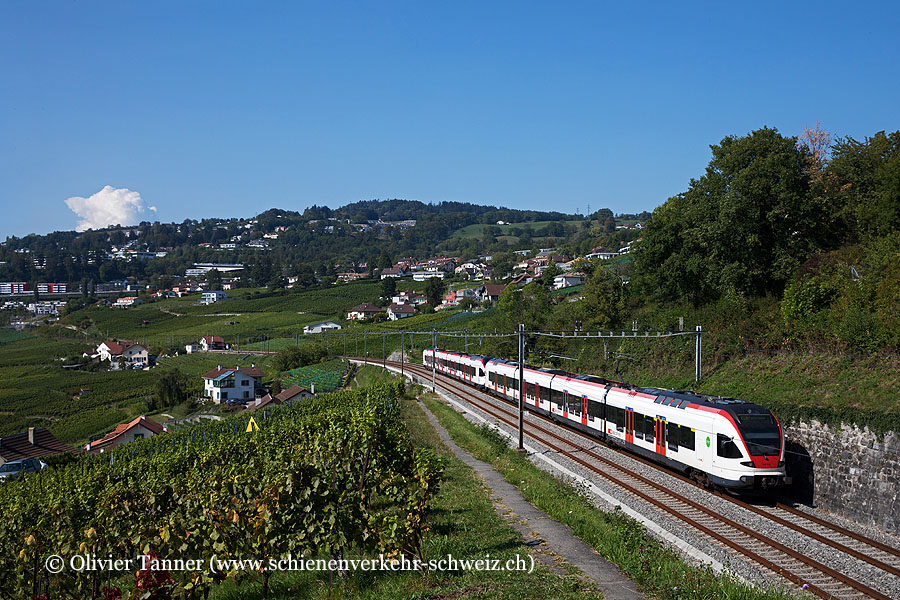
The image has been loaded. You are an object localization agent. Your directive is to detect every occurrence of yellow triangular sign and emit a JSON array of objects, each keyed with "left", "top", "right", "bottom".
[{"left": 246, "top": 417, "right": 259, "bottom": 433}]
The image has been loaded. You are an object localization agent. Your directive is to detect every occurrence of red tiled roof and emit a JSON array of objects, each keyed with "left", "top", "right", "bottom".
[
  {"left": 90, "top": 415, "right": 165, "bottom": 449},
  {"left": 349, "top": 303, "right": 382, "bottom": 314},
  {"left": 202, "top": 335, "right": 224, "bottom": 344},
  {"left": 482, "top": 284, "right": 507, "bottom": 296},
  {"left": 276, "top": 385, "right": 311, "bottom": 402},
  {"left": 389, "top": 304, "right": 415, "bottom": 314},
  {"left": 0, "top": 428, "right": 78, "bottom": 462},
  {"left": 103, "top": 341, "right": 124, "bottom": 355},
  {"left": 101, "top": 341, "right": 146, "bottom": 356},
  {"left": 201, "top": 365, "right": 266, "bottom": 379}
]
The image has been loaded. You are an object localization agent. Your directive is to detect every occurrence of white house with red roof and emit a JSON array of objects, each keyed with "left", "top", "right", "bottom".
[
  {"left": 387, "top": 304, "right": 416, "bottom": 320},
  {"left": 96, "top": 341, "right": 150, "bottom": 368},
  {"left": 347, "top": 303, "right": 383, "bottom": 320},
  {"left": 200, "top": 335, "right": 225, "bottom": 351},
  {"left": 202, "top": 364, "right": 267, "bottom": 404},
  {"left": 112, "top": 296, "right": 143, "bottom": 308},
  {"left": 85, "top": 415, "right": 166, "bottom": 452}
]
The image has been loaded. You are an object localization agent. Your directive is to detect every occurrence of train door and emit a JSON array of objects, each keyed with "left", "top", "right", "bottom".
[
  {"left": 625, "top": 408, "right": 634, "bottom": 443},
  {"left": 534, "top": 383, "right": 540, "bottom": 407},
  {"left": 562, "top": 391, "right": 569, "bottom": 419},
  {"left": 655, "top": 417, "right": 666, "bottom": 456},
  {"left": 581, "top": 396, "right": 588, "bottom": 425}
]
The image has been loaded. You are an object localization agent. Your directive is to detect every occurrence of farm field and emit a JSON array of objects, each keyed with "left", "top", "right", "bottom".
[
  {"left": 0, "top": 335, "right": 278, "bottom": 444},
  {"left": 281, "top": 358, "right": 347, "bottom": 393},
  {"left": 54, "top": 280, "right": 393, "bottom": 350}
]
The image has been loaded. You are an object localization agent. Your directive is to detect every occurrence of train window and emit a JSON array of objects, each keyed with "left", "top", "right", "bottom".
[
  {"left": 551, "top": 388, "right": 564, "bottom": 409},
  {"left": 614, "top": 407, "right": 624, "bottom": 431},
  {"left": 540, "top": 385, "right": 551, "bottom": 403},
  {"left": 644, "top": 416, "right": 655, "bottom": 443},
  {"left": 479, "top": 369, "right": 484, "bottom": 378},
  {"left": 680, "top": 427, "right": 695, "bottom": 450},
  {"left": 488, "top": 372, "right": 494, "bottom": 384},
  {"left": 667, "top": 422, "right": 679, "bottom": 452},
  {"left": 717, "top": 434, "right": 743, "bottom": 459},
  {"left": 588, "top": 399, "right": 602, "bottom": 420},
  {"left": 633, "top": 413, "right": 644, "bottom": 440},
  {"left": 568, "top": 395, "right": 580, "bottom": 416}
]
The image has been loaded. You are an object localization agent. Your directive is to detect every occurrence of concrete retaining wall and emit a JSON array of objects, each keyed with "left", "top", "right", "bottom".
[{"left": 785, "top": 420, "right": 899, "bottom": 532}]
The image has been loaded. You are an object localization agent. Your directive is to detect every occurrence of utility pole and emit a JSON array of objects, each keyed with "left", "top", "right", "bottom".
[
  {"left": 431, "top": 328, "right": 437, "bottom": 393},
  {"left": 364, "top": 331, "right": 367, "bottom": 364},
  {"left": 383, "top": 332, "right": 386, "bottom": 369},
  {"left": 518, "top": 323, "right": 524, "bottom": 450},
  {"left": 343, "top": 331, "right": 347, "bottom": 356},
  {"left": 400, "top": 331, "right": 404, "bottom": 378},
  {"left": 465, "top": 329, "right": 468, "bottom": 353},
  {"left": 695, "top": 326, "right": 703, "bottom": 381}
]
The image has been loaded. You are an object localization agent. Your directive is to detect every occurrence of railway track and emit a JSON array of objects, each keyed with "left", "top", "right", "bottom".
[{"left": 354, "top": 358, "right": 900, "bottom": 599}]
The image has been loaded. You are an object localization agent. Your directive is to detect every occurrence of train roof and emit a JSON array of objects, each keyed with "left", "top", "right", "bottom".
[{"left": 638, "top": 387, "right": 775, "bottom": 419}]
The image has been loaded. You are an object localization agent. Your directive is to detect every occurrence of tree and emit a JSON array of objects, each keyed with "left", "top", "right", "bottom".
[
  {"left": 206, "top": 268, "right": 222, "bottom": 291},
  {"left": 635, "top": 127, "right": 813, "bottom": 303},
  {"left": 381, "top": 276, "right": 397, "bottom": 299},
  {"left": 424, "top": 277, "right": 445, "bottom": 306},
  {"left": 153, "top": 369, "right": 187, "bottom": 411}
]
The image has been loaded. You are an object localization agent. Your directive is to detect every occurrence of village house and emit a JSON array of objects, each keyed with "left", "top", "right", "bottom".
[
  {"left": 248, "top": 384, "right": 314, "bottom": 411},
  {"left": 303, "top": 321, "right": 342, "bottom": 334},
  {"left": 96, "top": 341, "right": 151, "bottom": 368},
  {"left": 85, "top": 415, "right": 166, "bottom": 452},
  {"left": 112, "top": 296, "right": 143, "bottom": 308},
  {"left": 553, "top": 273, "right": 586, "bottom": 290},
  {"left": 413, "top": 271, "right": 444, "bottom": 281},
  {"left": 201, "top": 290, "right": 228, "bottom": 304},
  {"left": 200, "top": 335, "right": 225, "bottom": 351},
  {"left": 476, "top": 284, "right": 507, "bottom": 304},
  {"left": 202, "top": 364, "right": 266, "bottom": 404},
  {"left": 387, "top": 304, "right": 416, "bottom": 320},
  {"left": 391, "top": 291, "right": 427, "bottom": 306},
  {"left": 0, "top": 427, "right": 76, "bottom": 467},
  {"left": 346, "top": 303, "right": 383, "bottom": 320},
  {"left": 380, "top": 266, "right": 406, "bottom": 279}
]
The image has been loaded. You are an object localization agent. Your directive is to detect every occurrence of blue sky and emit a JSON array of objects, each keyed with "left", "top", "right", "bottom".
[{"left": 1, "top": 1, "right": 898, "bottom": 238}]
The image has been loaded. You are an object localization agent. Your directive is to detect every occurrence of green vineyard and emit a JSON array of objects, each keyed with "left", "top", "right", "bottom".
[
  {"left": 0, "top": 381, "right": 443, "bottom": 599},
  {"left": 281, "top": 358, "right": 348, "bottom": 393}
]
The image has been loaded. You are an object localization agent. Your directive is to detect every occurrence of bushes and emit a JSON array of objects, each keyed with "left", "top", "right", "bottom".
[{"left": 271, "top": 342, "right": 328, "bottom": 372}]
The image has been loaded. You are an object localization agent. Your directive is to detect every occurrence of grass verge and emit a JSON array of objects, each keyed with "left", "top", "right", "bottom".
[{"left": 423, "top": 396, "right": 798, "bottom": 600}]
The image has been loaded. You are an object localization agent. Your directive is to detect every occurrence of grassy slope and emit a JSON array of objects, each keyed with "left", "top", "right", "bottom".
[{"left": 208, "top": 386, "right": 603, "bottom": 600}]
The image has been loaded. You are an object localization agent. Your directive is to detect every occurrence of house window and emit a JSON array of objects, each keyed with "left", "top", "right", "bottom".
[
  {"left": 133, "top": 433, "right": 144, "bottom": 440},
  {"left": 221, "top": 392, "right": 228, "bottom": 400},
  {"left": 244, "top": 391, "right": 249, "bottom": 398}
]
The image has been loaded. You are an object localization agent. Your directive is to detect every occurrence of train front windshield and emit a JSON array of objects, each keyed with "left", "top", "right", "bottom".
[{"left": 734, "top": 410, "right": 782, "bottom": 457}]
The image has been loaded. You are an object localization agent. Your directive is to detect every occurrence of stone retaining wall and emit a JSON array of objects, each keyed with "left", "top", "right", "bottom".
[{"left": 784, "top": 420, "right": 899, "bottom": 532}]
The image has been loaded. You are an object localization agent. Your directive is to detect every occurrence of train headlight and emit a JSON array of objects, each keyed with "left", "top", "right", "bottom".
[
  {"left": 740, "top": 476, "right": 752, "bottom": 483},
  {"left": 740, "top": 461, "right": 754, "bottom": 467},
  {"left": 777, "top": 460, "right": 784, "bottom": 468}
]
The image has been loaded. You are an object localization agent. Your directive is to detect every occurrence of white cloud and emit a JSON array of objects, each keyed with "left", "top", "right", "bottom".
[{"left": 65, "top": 186, "right": 154, "bottom": 232}]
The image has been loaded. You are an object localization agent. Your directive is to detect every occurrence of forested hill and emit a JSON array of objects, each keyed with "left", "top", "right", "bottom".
[{"left": 0, "top": 199, "right": 644, "bottom": 287}]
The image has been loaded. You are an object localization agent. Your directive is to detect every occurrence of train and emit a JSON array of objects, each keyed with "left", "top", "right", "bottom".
[{"left": 423, "top": 348, "right": 788, "bottom": 492}]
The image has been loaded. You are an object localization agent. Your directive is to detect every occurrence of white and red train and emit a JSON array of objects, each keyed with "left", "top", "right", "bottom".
[{"left": 423, "top": 348, "right": 788, "bottom": 491}]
